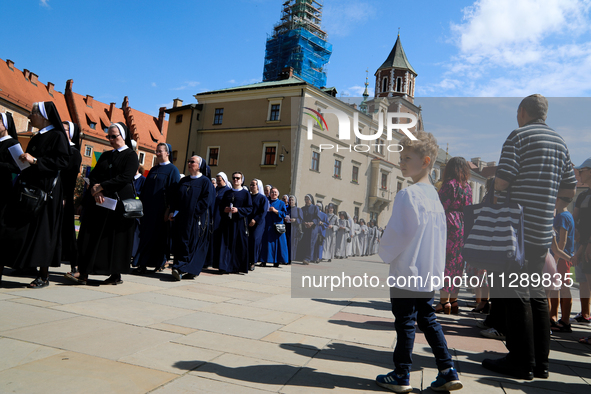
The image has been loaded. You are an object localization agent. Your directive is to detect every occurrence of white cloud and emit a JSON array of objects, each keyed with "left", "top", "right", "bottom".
[
  {"left": 40, "top": 0, "right": 50, "bottom": 7},
  {"left": 426, "top": 0, "right": 591, "bottom": 96},
  {"left": 227, "top": 79, "right": 236, "bottom": 84},
  {"left": 342, "top": 85, "right": 374, "bottom": 97},
  {"left": 171, "top": 81, "right": 200, "bottom": 91},
  {"left": 151, "top": 82, "right": 157, "bottom": 87},
  {"left": 323, "top": 0, "right": 376, "bottom": 37}
]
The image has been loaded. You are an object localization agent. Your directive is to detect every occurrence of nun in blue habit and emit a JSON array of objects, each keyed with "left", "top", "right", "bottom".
[
  {"left": 209, "top": 171, "right": 230, "bottom": 268},
  {"left": 286, "top": 195, "right": 303, "bottom": 263},
  {"left": 247, "top": 178, "right": 268, "bottom": 271},
  {"left": 314, "top": 201, "right": 328, "bottom": 263},
  {"left": 133, "top": 143, "right": 180, "bottom": 273},
  {"left": 218, "top": 172, "right": 252, "bottom": 273},
  {"left": 261, "top": 186, "right": 289, "bottom": 267},
  {"left": 297, "top": 194, "right": 320, "bottom": 265},
  {"left": 169, "top": 155, "right": 215, "bottom": 279}
]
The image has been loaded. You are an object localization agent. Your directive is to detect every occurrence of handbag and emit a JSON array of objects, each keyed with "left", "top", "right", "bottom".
[
  {"left": 275, "top": 223, "right": 286, "bottom": 234},
  {"left": 462, "top": 183, "right": 525, "bottom": 272},
  {"left": 118, "top": 181, "right": 143, "bottom": 219},
  {"left": 15, "top": 173, "right": 60, "bottom": 219}
]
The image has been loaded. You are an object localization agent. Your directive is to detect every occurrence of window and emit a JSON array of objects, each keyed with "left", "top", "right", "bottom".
[
  {"left": 176, "top": 114, "right": 183, "bottom": 123},
  {"left": 355, "top": 130, "right": 361, "bottom": 145},
  {"left": 352, "top": 166, "right": 359, "bottom": 183},
  {"left": 84, "top": 145, "right": 93, "bottom": 157},
  {"left": 213, "top": 108, "right": 223, "bottom": 125},
  {"left": 269, "top": 104, "right": 280, "bottom": 121},
  {"left": 381, "top": 173, "right": 388, "bottom": 189},
  {"left": 262, "top": 143, "right": 277, "bottom": 165},
  {"left": 311, "top": 151, "right": 320, "bottom": 171},
  {"left": 370, "top": 212, "right": 378, "bottom": 224},
  {"left": 396, "top": 77, "right": 402, "bottom": 92},
  {"left": 354, "top": 207, "right": 360, "bottom": 218},
  {"left": 375, "top": 139, "right": 384, "bottom": 155},
  {"left": 152, "top": 156, "right": 156, "bottom": 167},
  {"left": 409, "top": 80, "right": 413, "bottom": 95},
  {"left": 382, "top": 77, "right": 388, "bottom": 92},
  {"left": 397, "top": 181, "right": 403, "bottom": 193},
  {"left": 89, "top": 122, "right": 96, "bottom": 130},
  {"left": 139, "top": 152, "right": 145, "bottom": 165},
  {"left": 334, "top": 159, "right": 342, "bottom": 178},
  {"left": 208, "top": 147, "right": 219, "bottom": 166}
]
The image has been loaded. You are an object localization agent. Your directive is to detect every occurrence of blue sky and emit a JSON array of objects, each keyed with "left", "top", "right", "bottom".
[{"left": 3, "top": 0, "right": 591, "bottom": 164}]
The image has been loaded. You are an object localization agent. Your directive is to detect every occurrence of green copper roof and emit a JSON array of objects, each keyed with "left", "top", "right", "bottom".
[
  {"left": 378, "top": 35, "right": 417, "bottom": 75},
  {"left": 195, "top": 76, "right": 307, "bottom": 96}
]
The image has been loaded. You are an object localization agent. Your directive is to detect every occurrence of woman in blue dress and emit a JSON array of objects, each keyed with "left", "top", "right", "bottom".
[
  {"left": 248, "top": 178, "right": 268, "bottom": 271},
  {"left": 261, "top": 187, "right": 289, "bottom": 267}
]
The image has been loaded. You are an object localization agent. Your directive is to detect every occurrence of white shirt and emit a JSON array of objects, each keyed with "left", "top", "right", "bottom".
[
  {"left": 190, "top": 173, "right": 202, "bottom": 179},
  {"left": 160, "top": 161, "right": 171, "bottom": 166},
  {"left": 0, "top": 135, "right": 12, "bottom": 142},
  {"left": 115, "top": 145, "right": 128, "bottom": 152},
  {"left": 38, "top": 125, "right": 55, "bottom": 135},
  {"left": 379, "top": 183, "right": 447, "bottom": 292},
  {"left": 134, "top": 174, "right": 142, "bottom": 180}
]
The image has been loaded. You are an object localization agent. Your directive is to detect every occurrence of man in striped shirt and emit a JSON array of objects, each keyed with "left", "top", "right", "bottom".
[{"left": 482, "top": 94, "right": 577, "bottom": 380}]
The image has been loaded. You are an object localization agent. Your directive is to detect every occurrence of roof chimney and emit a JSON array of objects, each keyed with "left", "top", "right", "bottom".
[
  {"left": 122, "top": 96, "right": 129, "bottom": 109},
  {"left": 29, "top": 72, "right": 38, "bottom": 84},
  {"left": 23, "top": 69, "right": 30, "bottom": 80},
  {"left": 157, "top": 107, "right": 166, "bottom": 132},
  {"left": 278, "top": 67, "right": 294, "bottom": 80},
  {"left": 173, "top": 98, "right": 183, "bottom": 108},
  {"left": 66, "top": 79, "right": 74, "bottom": 93},
  {"left": 6, "top": 59, "right": 14, "bottom": 70},
  {"left": 108, "top": 102, "right": 116, "bottom": 120},
  {"left": 85, "top": 95, "right": 94, "bottom": 108},
  {"left": 47, "top": 82, "right": 54, "bottom": 95}
]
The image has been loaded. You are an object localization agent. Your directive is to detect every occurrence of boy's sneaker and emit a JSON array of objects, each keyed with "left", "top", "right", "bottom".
[
  {"left": 570, "top": 313, "right": 591, "bottom": 324},
  {"left": 481, "top": 327, "right": 506, "bottom": 340},
  {"left": 375, "top": 371, "right": 412, "bottom": 393},
  {"left": 431, "top": 368, "right": 463, "bottom": 392}
]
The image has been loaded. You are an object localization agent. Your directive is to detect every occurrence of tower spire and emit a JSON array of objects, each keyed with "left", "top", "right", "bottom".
[{"left": 360, "top": 69, "right": 369, "bottom": 115}]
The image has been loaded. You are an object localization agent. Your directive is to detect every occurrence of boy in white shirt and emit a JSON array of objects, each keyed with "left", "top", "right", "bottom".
[{"left": 376, "top": 130, "right": 462, "bottom": 393}]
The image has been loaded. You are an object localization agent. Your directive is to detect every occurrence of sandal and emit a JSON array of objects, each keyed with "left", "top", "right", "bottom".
[
  {"left": 27, "top": 277, "right": 49, "bottom": 289},
  {"left": 578, "top": 336, "right": 591, "bottom": 345},
  {"left": 472, "top": 300, "right": 490, "bottom": 314},
  {"left": 551, "top": 321, "right": 572, "bottom": 333},
  {"left": 450, "top": 301, "right": 459, "bottom": 315},
  {"left": 435, "top": 302, "right": 451, "bottom": 314},
  {"left": 64, "top": 272, "right": 87, "bottom": 285}
]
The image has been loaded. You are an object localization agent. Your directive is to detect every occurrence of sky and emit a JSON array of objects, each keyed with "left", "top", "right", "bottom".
[{"left": 3, "top": 0, "right": 590, "bottom": 164}]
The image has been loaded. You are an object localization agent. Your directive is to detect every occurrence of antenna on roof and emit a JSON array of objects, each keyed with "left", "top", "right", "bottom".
[{"left": 398, "top": 27, "right": 400, "bottom": 36}]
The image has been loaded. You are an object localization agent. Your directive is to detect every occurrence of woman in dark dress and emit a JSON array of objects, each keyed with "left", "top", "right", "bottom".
[
  {"left": 298, "top": 194, "right": 320, "bottom": 265},
  {"left": 218, "top": 172, "right": 252, "bottom": 273},
  {"left": 261, "top": 187, "right": 289, "bottom": 267},
  {"left": 0, "top": 112, "right": 20, "bottom": 284},
  {"left": 0, "top": 102, "right": 70, "bottom": 288},
  {"left": 60, "top": 121, "right": 82, "bottom": 273},
  {"left": 68, "top": 122, "right": 139, "bottom": 285},
  {"left": 286, "top": 195, "right": 303, "bottom": 263},
  {"left": 248, "top": 179, "right": 268, "bottom": 270}
]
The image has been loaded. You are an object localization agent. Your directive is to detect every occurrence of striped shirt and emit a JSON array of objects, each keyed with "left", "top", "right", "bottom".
[{"left": 496, "top": 121, "right": 577, "bottom": 248}]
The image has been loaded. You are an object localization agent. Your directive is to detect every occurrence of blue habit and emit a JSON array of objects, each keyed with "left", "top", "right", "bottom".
[
  {"left": 218, "top": 188, "right": 252, "bottom": 273},
  {"left": 297, "top": 204, "right": 319, "bottom": 262},
  {"left": 248, "top": 193, "right": 268, "bottom": 264},
  {"left": 314, "top": 210, "right": 328, "bottom": 261},
  {"left": 286, "top": 205, "right": 303, "bottom": 262},
  {"left": 209, "top": 184, "right": 230, "bottom": 268},
  {"left": 134, "top": 163, "right": 180, "bottom": 268},
  {"left": 171, "top": 175, "right": 215, "bottom": 276},
  {"left": 262, "top": 198, "right": 289, "bottom": 264}
]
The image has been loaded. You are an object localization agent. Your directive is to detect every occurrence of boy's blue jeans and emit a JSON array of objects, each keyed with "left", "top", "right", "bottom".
[{"left": 390, "top": 288, "right": 454, "bottom": 375}]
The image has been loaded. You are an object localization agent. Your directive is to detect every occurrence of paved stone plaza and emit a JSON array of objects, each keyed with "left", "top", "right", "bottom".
[{"left": 1, "top": 255, "right": 590, "bottom": 393}]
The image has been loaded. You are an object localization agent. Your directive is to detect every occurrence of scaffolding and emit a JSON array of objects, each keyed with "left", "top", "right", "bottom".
[{"left": 263, "top": 0, "right": 332, "bottom": 88}]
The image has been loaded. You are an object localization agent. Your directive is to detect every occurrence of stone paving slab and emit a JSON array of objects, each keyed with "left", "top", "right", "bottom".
[
  {"left": 0, "top": 338, "right": 64, "bottom": 372},
  {"left": 125, "top": 291, "right": 214, "bottom": 311},
  {"left": 150, "top": 374, "right": 274, "bottom": 394},
  {"left": 0, "top": 351, "right": 176, "bottom": 394},
  {"left": 7, "top": 297, "right": 62, "bottom": 308},
  {"left": 197, "top": 302, "right": 304, "bottom": 325},
  {"left": 0, "top": 301, "right": 77, "bottom": 332},
  {"left": 7, "top": 285, "right": 116, "bottom": 304}
]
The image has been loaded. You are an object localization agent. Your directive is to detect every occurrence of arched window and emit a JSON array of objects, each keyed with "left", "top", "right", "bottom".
[
  {"left": 396, "top": 77, "right": 402, "bottom": 92},
  {"left": 382, "top": 77, "right": 389, "bottom": 92}
]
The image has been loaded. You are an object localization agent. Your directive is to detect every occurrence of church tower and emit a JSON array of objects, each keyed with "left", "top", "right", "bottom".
[{"left": 374, "top": 34, "right": 417, "bottom": 103}]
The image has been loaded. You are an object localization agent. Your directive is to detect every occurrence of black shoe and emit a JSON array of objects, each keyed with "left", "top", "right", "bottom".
[
  {"left": 533, "top": 367, "right": 549, "bottom": 379},
  {"left": 249, "top": 264, "right": 255, "bottom": 271},
  {"left": 182, "top": 273, "right": 196, "bottom": 280},
  {"left": 131, "top": 267, "right": 147, "bottom": 275},
  {"left": 273, "top": 263, "right": 279, "bottom": 267},
  {"left": 171, "top": 268, "right": 181, "bottom": 281},
  {"left": 482, "top": 357, "right": 533, "bottom": 380}
]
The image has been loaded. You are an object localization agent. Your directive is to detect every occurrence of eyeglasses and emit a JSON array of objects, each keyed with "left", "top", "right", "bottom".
[
  {"left": 232, "top": 177, "right": 241, "bottom": 180},
  {"left": 106, "top": 134, "right": 120, "bottom": 140},
  {"left": 188, "top": 160, "right": 196, "bottom": 164}
]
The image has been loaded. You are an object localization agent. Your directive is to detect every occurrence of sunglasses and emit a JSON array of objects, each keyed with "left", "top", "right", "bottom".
[
  {"left": 188, "top": 160, "right": 196, "bottom": 164},
  {"left": 232, "top": 177, "right": 241, "bottom": 180},
  {"left": 106, "top": 134, "right": 120, "bottom": 140}
]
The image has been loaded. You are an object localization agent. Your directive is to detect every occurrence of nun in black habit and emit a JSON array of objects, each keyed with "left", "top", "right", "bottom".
[
  {"left": 169, "top": 155, "right": 215, "bottom": 280},
  {"left": 0, "top": 102, "right": 71, "bottom": 288},
  {"left": 132, "top": 142, "right": 180, "bottom": 273},
  {"left": 208, "top": 171, "right": 230, "bottom": 268},
  {"left": 60, "top": 121, "right": 82, "bottom": 272},
  {"left": 71, "top": 122, "right": 139, "bottom": 285},
  {"left": 247, "top": 178, "right": 269, "bottom": 270},
  {"left": 286, "top": 195, "right": 303, "bottom": 263},
  {"left": 297, "top": 194, "right": 320, "bottom": 265},
  {"left": 218, "top": 172, "right": 252, "bottom": 273}
]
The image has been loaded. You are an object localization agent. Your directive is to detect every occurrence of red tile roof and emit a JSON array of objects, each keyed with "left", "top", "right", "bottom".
[{"left": 0, "top": 58, "right": 71, "bottom": 123}]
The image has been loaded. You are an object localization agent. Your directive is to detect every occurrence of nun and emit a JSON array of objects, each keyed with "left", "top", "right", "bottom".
[
  {"left": 351, "top": 217, "right": 362, "bottom": 257},
  {"left": 218, "top": 171, "right": 252, "bottom": 273},
  {"left": 169, "top": 156, "right": 215, "bottom": 280},
  {"left": 133, "top": 142, "right": 180, "bottom": 274},
  {"left": 322, "top": 203, "right": 338, "bottom": 262},
  {"left": 208, "top": 171, "right": 230, "bottom": 268},
  {"left": 248, "top": 179, "right": 268, "bottom": 270},
  {"left": 359, "top": 219, "right": 368, "bottom": 256},
  {"left": 346, "top": 212, "right": 354, "bottom": 257},
  {"left": 367, "top": 221, "right": 376, "bottom": 256},
  {"left": 314, "top": 202, "right": 327, "bottom": 264},
  {"left": 0, "top": 112, "right": 20, "bottom": 284},
  {"left": 261, "top": 186, "right": 289, "bottom": 267},
  {"left": 298, "top": 194, "right": 320, "bottom": 265},
  {"left": 0, "top": 102, "right": 70, "bottom": 288},
  {"left": 60, "top": 121, "right": 82, "bottom": 272},
  {"left": 264, "top": 184, "right": 272, "bottom": 199},
  {"left": 282, "top": 194, "right": 289, "bottom": 208},
  {"left": 335, "top": 211, "right": 351, "bottom": 259},
  {"left": 286, "top": 195, "right": 303, "bottom": 263},
  {"left": 69, "top": 122, "right": 139, "bottom": 285}
]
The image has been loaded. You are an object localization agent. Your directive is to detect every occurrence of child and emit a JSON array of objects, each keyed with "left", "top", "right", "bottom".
[
  {"left": 548, "top": 196, "right": 575, "bottom": 332},
  {"left": 377, "top": 130, "right": 462, "bottom": 393}
]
